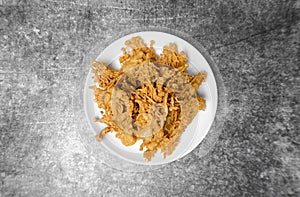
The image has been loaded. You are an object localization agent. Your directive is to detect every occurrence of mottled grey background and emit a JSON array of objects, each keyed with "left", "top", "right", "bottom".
[{"left": 0, "top": 0, "right": 299, "bottom": 196}]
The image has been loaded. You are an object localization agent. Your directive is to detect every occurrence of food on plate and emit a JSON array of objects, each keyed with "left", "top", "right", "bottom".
[{"left": 90, "top": 36, "right": 206, "bottom": 161}]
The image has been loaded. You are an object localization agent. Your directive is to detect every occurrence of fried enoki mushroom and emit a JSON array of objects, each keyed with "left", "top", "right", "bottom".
[
  {"left": 129, "top": 83, "right": 172, "bottom": 127},
  {"left": 128, "top": 82, "right": 182, "bottom": 160},
  {"left": 91, "top": 36, "right": 207, "bottom": 161},
  {"left": 91, "top": 61, "right": 121, "bottom": 89},
  {"left": 156, "top": 43, "right": 189, "bottom": 72},
  {"left": 119, "top": 37, "right": 156, "bottom": 72}
]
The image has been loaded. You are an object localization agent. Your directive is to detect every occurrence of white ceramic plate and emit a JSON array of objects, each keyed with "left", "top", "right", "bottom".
[{"left": 84, "top": 31, "right": 218, "bottom": 165}]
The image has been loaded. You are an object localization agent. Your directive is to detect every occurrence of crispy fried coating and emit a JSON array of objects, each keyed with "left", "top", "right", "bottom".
[{"left": 91, "top": 37, "right": 207, "bottom": 161}]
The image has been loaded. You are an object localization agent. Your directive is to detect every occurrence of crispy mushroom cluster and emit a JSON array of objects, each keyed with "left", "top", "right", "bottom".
[{"left": 90, "top": 37, "right": 206, "bottom": 161}]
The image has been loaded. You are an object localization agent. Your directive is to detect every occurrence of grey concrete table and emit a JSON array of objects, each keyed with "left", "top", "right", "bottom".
[{"left": 1, "top": 0, "right": 299, "bottom": 196}]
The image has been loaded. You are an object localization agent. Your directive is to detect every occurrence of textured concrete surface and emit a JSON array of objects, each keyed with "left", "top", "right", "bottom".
[{"left": 1, "top": 0, "right": 299, "bottom": 196}]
